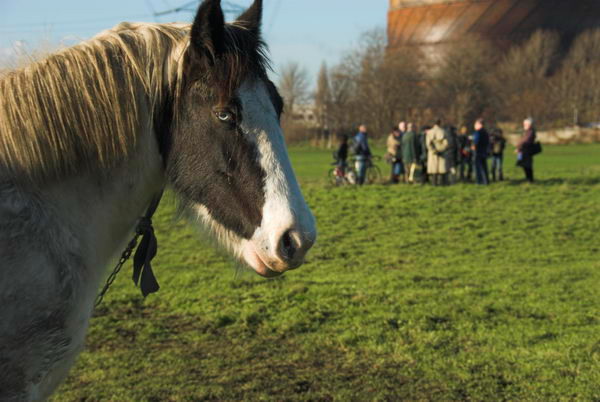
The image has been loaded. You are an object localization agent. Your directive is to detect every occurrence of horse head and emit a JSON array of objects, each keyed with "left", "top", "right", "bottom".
[{"left": 164, "top": 0, "right": 316, "bottom": 277}]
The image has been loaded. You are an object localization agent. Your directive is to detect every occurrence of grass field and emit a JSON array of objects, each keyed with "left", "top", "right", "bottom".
[{"left": 55, "top": 144, "right": 600, "bottom": 400}]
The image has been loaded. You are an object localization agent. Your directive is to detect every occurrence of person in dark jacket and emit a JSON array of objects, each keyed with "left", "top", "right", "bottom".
[
  {"left": 334, "top": 134, "right": 348, "bottom": 172},
  {"left": 418, "top": 125, "right": 431, "bottom": 184},
  {"left": 516, "top": 117, "right": 537, "bottom": 183},
  {"left": 353, "top": 124, "right": 372, "bottom": 185},
  {"left": 471, "top": 118, "right": 490, "bottom": 185},
  {"left": 402, "top": 123, "right": 419, "bottom": 183},
  {"left": 490, "top": 128, "right": 507, "bottom": 181},
  {"left": 445, "top": 125, "right": 458, "bottom": 184},
  {"left": 456, "top": 125, "right": 473, "bottom": 182}
]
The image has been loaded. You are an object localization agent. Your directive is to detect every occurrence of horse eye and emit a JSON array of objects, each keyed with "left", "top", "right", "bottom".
[{"left": 216, "top": 111, "right": 233, "bottom": 122}]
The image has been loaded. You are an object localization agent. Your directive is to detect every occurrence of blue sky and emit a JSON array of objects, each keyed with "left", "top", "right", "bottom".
[{"left": 0, "top": 0, "right": 388, "bottom": 83}]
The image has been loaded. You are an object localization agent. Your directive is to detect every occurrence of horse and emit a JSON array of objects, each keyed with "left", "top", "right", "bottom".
[{"left": 0, "top": 0, "right": 316, "bottom": 399}]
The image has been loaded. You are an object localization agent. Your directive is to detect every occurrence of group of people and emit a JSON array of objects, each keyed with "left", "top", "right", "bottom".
[
  {"left": 385, "top": 118, "right": 513, "bottom": 186},
  {"left": 334, "top": 117, "right": 539, "bottom": 186}
]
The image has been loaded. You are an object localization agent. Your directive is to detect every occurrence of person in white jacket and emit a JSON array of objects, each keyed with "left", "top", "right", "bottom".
[{"left": 426, "top": 119, "right": 449, "bottom": 186}]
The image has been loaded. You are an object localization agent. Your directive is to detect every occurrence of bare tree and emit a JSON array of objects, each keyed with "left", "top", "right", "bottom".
[
  {"left": 491, "top": 30, "right": 561, "bottom": 123},
  {"left": 327, "top": 64, "right": 355, "bottom": 137},
  {"left": 555, "top": 29, "right": 600, "bottom": 125},
  {"left": 278, "top": 61, "right": 310, "bottom": 115},
  {"left": 430, "top": 37, "right": 498, "bottom": 127},
  {"left": 314, "top": 62, "right": 331, "bottom": 145},
  {"left": 331, "top": 28, "right": 425, "bottom": 138}
]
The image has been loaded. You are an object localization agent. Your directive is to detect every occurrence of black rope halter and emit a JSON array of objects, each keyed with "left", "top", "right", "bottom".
[{"left": 95, "top": 190, "right": 164, "bottom": 306}]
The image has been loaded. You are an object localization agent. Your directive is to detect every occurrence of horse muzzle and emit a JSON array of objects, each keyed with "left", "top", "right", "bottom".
[{"left": 242, "top": 225, "right": 316, "bottom": 276}]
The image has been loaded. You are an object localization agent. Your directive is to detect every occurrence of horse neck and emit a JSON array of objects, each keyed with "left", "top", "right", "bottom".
[{"left": 41, "top": 125, "right": 164, "bottom": 292}]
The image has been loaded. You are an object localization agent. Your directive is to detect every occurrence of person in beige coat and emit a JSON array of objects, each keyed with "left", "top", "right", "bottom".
[
  {"left": 426, "top": 119, "right": 449, "bottom": 186},
  {"left": 386, "top": 124, "right": 404, "bottom": 183}
]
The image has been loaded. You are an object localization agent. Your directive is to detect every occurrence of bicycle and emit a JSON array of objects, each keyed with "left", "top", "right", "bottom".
[
  {"left": 365, "top": 155, "right": 382, "bottom": 184},
  {"left": 353, "top": 155, "right": 382, "bottom": 184},
  {"left": 327, "top": 155, "right": 382, "bottom": 186},
  {"left": 328, "top": 162, "right": 357, "bottom": 186}
]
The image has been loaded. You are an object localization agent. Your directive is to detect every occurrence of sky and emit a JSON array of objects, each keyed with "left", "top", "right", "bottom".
[{"left": 0, "top": 0, "right": 388, "bottom": 83}]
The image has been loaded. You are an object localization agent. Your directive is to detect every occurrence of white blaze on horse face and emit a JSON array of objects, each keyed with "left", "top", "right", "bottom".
[
  {"left": 237, "top": 79, "right": 316, "bottom": 275},
  {"left": 190, "top": 79, "right": 316, "bottom": 275}
]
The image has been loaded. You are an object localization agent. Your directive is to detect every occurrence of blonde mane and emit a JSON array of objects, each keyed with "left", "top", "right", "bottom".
[{"left": 0, "top": 23, "right": 190, "bottom": 182}]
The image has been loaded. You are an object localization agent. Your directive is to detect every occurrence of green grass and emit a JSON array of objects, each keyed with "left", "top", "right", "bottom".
[{"left": 55, "top": 144, "right": 600, "bottom": 400}]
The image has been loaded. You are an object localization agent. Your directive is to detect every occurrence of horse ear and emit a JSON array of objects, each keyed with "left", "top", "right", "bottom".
[
  {"left": 191, "top": 0, "right": 226, "bottom": 61},
  {"left": 235, "top": 0, "right": 262, "bottom": 37}
]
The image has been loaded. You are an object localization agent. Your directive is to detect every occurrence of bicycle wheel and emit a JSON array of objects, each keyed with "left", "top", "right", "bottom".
[
  {"left": 328, "top": 168, "right": 337, "bottom": 185},
  {"left": 346, "top": 168, "right": 357, "bottom": 185},
  {"left": 366, "top": 165, "right": 382, "bottom": 184},
  {"left": 328, "top": 168, "right": 344, "bottom": 186}
]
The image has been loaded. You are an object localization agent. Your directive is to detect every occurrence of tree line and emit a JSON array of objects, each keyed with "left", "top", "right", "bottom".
[{"left": 278, "top": 28, "right": 600, "bottom": 143}]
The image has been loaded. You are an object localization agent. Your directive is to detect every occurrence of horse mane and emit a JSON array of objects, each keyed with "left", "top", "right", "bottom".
[
  {"left": 0, "top": 23, "right": 190, "bottom": 182},
  {"left": 0, "top": 20, "right": 270, "bottom": 183}
]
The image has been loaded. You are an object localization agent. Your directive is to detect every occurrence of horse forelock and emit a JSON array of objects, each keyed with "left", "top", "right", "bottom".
[{"left": 0, "top": 22, "right": 189, "bottom": 183}]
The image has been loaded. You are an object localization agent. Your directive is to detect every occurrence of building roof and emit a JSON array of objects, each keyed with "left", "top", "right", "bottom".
[{"left": 388, "top": 0, "right": 600, "bottom": 50}]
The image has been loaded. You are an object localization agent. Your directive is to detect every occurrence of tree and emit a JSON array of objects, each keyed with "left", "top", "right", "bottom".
[
  {"left": 430, "top": 37, "right": 498, "bottom": 127},
  {"left": 555, "top": 29, "right": 600, "bottom": 124},
  {"left": 278, "top": 61, "right": 310, "bottom": 116},
  {"left": 329, "top": 28, "right": 425, "bottom": 138},
  {"left": 491, "top": 30, "right": 561, "bottom": 123},
  {"left": 314, "top": 62, "right": 331, "bottom": 131},
  {"left": 327, "top": 65, "right": 354, "bottom": 137}
]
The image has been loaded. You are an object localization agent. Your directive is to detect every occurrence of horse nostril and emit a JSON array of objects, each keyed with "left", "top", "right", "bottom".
[{"left": 278, "top": 229, "right": 297, "bottom": 263}]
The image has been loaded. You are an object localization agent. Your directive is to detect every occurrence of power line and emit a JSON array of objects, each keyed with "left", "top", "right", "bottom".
[
  {"left": 153, "top": 0, "right": 244, "bottom": 18},
  {"left": 0, "top": 14, "right": 153, "bottom": 29},
  {"left": 0, "top": 1, "right": 246, "bottom": 35},
  {"left": 153, "top": 0, "right": 197, "bottom": 16}
]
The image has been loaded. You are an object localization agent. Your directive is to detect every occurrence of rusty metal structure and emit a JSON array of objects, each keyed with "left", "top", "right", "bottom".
[{"left": 388, "top": 0, "right": 600, "bottom": 56}]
